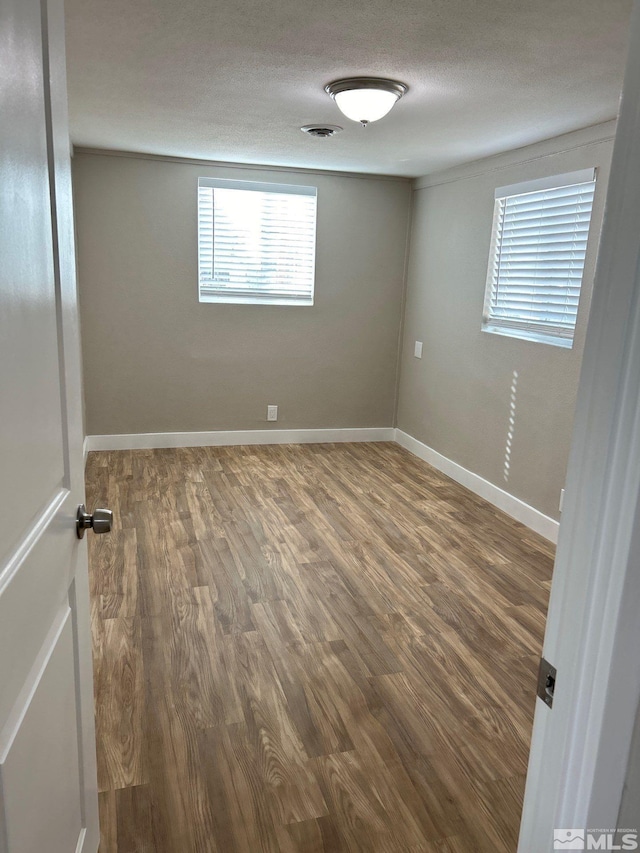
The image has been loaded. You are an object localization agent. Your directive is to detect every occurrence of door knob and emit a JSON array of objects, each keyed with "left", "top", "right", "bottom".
[{"left": 76, "top": 504, "right": 113, "bottom": 539}]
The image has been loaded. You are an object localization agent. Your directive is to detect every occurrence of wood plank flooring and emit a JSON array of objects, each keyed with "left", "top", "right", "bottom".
[{"left": 86, "top": 442, "right": 554, "bottom": 853}]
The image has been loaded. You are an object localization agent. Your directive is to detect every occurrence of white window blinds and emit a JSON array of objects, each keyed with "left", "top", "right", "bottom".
[
  {"left": 198, "top": 178, "right": 317, "bottom": 305},
  {"left": 482, "top": 169, "right": 596, "bottom": 347}
]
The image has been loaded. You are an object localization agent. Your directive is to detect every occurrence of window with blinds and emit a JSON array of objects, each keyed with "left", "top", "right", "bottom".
[
  {"left": 482, "top": 169, "right": 596, "bottom": 348},
  {"left": 197, "top": 177, "right": 317, "bottom": 305}
]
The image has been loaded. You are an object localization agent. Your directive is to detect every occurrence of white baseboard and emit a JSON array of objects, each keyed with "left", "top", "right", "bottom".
[
  {"left": 394, "top": 429, "right": 559, "bottom": 543},
  {"left": 84, "top": 427, "right": 395, "bottom": 452}
]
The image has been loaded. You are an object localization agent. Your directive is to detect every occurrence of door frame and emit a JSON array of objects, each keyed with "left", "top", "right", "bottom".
[
  {"left": 43, "top": 0, "right": 99, "bottom": 845},
  {"left": 519, "top": 1, "right": 640, "bottom": 846}
]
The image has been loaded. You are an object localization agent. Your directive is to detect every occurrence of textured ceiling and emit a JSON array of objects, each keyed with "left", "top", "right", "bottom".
[{"left": 64, "top": 0, "right": 632, "bottom": 178}]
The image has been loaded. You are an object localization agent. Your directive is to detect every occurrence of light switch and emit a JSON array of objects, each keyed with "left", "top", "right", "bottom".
[{"left": 414, "top": 341, "right": 423, "bottom": 359}]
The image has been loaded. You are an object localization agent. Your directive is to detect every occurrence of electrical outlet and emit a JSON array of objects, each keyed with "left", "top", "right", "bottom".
[
  {"left": 414, "top": 341, "right": 423, "bottom": 359},
  {"left": 267, "top": 405, "right": 278, "bottom": 422}
]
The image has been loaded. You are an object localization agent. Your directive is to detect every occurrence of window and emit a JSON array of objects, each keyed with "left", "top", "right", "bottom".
[
  {"left": 197, "top": 177, "right": 317, "bottom": 305},
  {"left": 482, "top": 169, "right": 596, "bottom": 348}
]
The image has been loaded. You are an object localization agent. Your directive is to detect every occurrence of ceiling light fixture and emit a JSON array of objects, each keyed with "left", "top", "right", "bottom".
[{"left": 325, "top": 77, "right": 408, "bottom": 127}]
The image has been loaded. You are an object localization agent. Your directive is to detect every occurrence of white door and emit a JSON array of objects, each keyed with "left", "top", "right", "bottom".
[
  {"left": 0, "top": 0, "right": 100, "bottom": 851},
  {"left": 519, "top": 3, "right": 640, "bottom": 849}
]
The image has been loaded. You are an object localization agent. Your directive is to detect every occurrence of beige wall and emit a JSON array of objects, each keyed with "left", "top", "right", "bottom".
[
  {"left": 75, "top": 129, "right": 615, "bottom": 522},
  {"left": 73, "top": 151, "right": 411, "bottom": 435},
  {"left": 397, "top": 126, "right": 615, "bottom": 520}
]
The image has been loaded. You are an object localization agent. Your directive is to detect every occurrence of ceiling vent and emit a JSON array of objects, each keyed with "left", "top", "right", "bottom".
[{"left": 300, "top": 124, "right": 343, "bottom": 138}]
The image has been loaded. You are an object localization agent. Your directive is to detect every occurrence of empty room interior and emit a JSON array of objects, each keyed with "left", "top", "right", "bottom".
[{"left": 3, "top": 0, "right": 640, "bottom": 851}]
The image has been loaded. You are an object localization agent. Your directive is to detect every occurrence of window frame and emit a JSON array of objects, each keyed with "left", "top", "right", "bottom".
[
  {"left": 481, "top": 168, "right": 597, "bottom": 349},
  {"left": 197, "top": 177, "right": 317, "bottom": 307}
]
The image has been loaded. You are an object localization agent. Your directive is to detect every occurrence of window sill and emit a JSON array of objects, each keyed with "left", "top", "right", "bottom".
[
  {"left": 199, "top": 293, "right": 314, "bottom": 306},
  {"left": 481, "top": 323, "right": 574, "bottom": 349}
]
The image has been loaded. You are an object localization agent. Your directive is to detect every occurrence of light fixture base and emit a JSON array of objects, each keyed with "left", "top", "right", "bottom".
[{"left": 324, "top": 77, "right": 408, "bottom": 100}]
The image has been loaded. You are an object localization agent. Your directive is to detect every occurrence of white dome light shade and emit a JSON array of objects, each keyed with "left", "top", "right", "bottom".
[
  {"left": 325, "top": 78, "right": 408, "bottom": 125},
  {"left": 334, "top": 89, "right": 399, "bottom": 123}
]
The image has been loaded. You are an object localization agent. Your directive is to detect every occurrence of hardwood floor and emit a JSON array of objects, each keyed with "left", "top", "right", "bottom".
[{"left": 86, "top": 442, "right": 554, "bottom": 853}]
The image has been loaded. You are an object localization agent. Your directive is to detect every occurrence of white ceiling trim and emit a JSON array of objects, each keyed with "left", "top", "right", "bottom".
[
  {"left": 413, "top": 120, "right": 617, "bottom": 190},
  {"left": 71, "top": 146, "right": 412, "bottom": 184}
]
